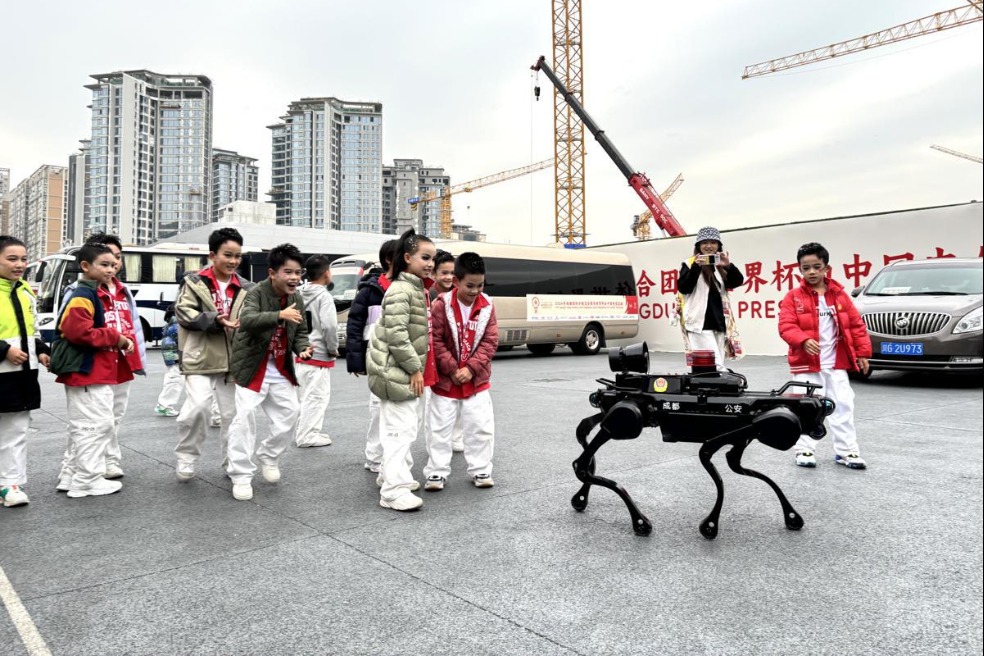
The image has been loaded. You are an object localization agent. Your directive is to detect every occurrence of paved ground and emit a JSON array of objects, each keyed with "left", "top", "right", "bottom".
[{"left": 1, "top": 347, "right": 981, "bottom": 656}]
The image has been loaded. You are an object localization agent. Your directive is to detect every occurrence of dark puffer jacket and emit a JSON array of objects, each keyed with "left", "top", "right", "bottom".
[
  {"left": 345, "top": 269, "right": 386, "bottom": 375},
  {"left": 228, "top": 279, "right": 310, "bottom": 386}
]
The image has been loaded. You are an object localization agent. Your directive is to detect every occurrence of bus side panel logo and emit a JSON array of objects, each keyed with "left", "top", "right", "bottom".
[{"left": 653, "top": 377, "right": 668, "bottom": 393}]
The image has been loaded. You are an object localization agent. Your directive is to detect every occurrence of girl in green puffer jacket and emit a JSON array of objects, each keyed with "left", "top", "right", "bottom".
[{"left": 367, "top": 229, "right": 436, "bottom": 512}]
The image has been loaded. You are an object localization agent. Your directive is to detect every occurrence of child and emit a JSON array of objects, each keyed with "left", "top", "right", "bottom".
[
  {"left": 367, "top": 229, "right": 435, "bottom": 511},
  {"left": 294, "top": 254, "right": 338, "bottom": 448},
  {"left": 423, "top": 252, "right": 498, "bottom": 491},
  {"left": 226, "top": 243, "right": 312, "bottom": 501},
  {"left": 428, "top": 249, "right": 464, "bottom": 453},
  {"left": 50, "top": 243, "right": 135, "bottom": 498},
  {"left": 173, "top": 227, "right": 250, "bottom": 482},
  {"left": 779, "top": 242, "right": 872, "bottom": 470},
  {"left": 0, "top": 236, "right": 51, "bottom": 507},
  {"left": 346, "top": 239, "right": 398, "bottom": 473},
  {"left": 154, "top": 306, "right": 181, "bottom": 416},
  {"left": 57, "top": 232, "right": 146, "bottom": 484}
]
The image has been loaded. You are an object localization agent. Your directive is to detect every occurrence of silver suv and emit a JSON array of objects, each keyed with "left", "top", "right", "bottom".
[{"left": 851, "top": 258, "right": 982, "bottom": 376}]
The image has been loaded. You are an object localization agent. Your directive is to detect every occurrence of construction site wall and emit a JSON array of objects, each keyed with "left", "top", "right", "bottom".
[{"left": 603, "top": 202, "right": 983, "bottom": 356}]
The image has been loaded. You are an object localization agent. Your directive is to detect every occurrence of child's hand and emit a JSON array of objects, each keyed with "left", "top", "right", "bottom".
[
  {"left": 453, "top": 367, "right": 473, "bottom": 384},
  {"left": 279, "top": 303, "right": 303, "bottom": 324},
  {"left": 857, "top": 357, "right": 870, "bottom": 374},
  {"left": 118, "top": 335, "right": 134, "bottom": 354},
  {"left": 39, "top": 353, "right": 51, "bottom": 369},
  {"left": 4, "top": 346, "right": 28, "bottom": 365},
  {"left": 802, "top": 339, "right": 821, "bottom": 355},
  {"left": 409, "top": 371, "right": 424, "bottom": 396},
  {"left": 298, "top": 346, "right": 314, "bottom": 360},
  {"left": 218, "top": 314, "right": 240, "bottom": 329}
]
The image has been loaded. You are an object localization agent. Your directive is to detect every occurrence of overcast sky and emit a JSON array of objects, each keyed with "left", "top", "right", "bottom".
[{"left": 2, "top": 0, "right": 981, "bottom": 247}]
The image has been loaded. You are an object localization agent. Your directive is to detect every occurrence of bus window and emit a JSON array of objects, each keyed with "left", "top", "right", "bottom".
[
  {"left": 578, "top": 263, "right": 637, "bottom": 296},
  {"left": 120, "top": 253, "right": 142, "bottom": 284},
  {"left": 483, "top": 257, "right": 533, "bottom": 297}
]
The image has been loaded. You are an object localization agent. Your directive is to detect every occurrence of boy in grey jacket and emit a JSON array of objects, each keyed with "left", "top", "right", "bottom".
[{"left": 294, "top": 255, "right": 338, "bottom": 447}]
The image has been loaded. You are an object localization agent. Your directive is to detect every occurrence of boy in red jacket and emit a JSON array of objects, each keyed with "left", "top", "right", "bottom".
[
  {"left": 423, "top": 252, "right": 498, "bottom": 490},
  {"left": 50, "top": 243, "right": 137, "bottom": 498},
  {"left": 779, "top": 242, "right": 872, "bottom": 470}
]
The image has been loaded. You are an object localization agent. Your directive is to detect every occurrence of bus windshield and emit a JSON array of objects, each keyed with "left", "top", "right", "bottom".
[
  {"left": 331, "top": 271, "right": 363, "bottom": 303},
  {"left": 36, "top": 257, "right": 79, "bottom": 314}
]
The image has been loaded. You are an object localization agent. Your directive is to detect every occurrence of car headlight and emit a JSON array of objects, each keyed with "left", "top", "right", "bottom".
[{"left": 953, "top": 307, "right": 983, "bottom": 334}]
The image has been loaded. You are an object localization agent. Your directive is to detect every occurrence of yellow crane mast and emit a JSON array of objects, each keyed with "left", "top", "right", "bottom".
[
  {"left": 551, "top": 0, "right": 587, "bottom": 245},
  {"left": 631, "top": 173, "right": 685, "bottom": 241},
  {"left": 409, "top": 159, "right": 554, "bottom": 238},
  {"left": 742, "top": 2, "right": 983, "bottom": 79}
]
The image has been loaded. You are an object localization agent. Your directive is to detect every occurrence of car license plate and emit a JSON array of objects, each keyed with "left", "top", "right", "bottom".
[{"left": 880, "top": 342, "right": 924, "bottom": 356}]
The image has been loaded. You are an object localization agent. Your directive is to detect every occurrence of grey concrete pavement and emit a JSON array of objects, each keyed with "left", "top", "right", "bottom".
[{"left": 1, "top": 348, "right": 981, "bottom": 655}]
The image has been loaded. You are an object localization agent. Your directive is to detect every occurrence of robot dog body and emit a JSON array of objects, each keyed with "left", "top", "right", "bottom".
[{"left": 574, "top": 344, "right": 834, "bottom": 537}]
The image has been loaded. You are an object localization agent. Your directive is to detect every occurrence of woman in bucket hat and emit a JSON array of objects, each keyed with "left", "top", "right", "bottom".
[{"left": 674, "top": 226, "right": 744, "bottom": 370}]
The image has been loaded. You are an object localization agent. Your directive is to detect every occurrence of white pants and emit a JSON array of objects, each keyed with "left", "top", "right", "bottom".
[
  {"left": 793, "top": 370, "right": 860, "bottom": 457},
  {"left": 365, "top": 391, "right": 383, "bottom": 465},
  {"left": 295, "top": 363, "right": 331, "bottom": 446},
  {"left": 157, "top": 364, "right": 184, "bottom": 409},
  {"left": 378, "top": 398, "right": 420, "bottom": 502},
  {"left": 687, "top": 330, "right": 727, "bottom": 371},
  {"left": 0, "top": 411, "right": 30, "bottom": 486},
  {"left": 59, "top": 382, "right": 130, "bottom": 480},
  {"left": 64, "top": 385, "right": 116, "bottom": 487},
  {"left": 226, "top": 381, "right": 300, "bottom": 485},
  {"left": 175, "top": 374, "right": 237, "bottom": 468},
  {"left": 424, "top": 391, "right": 495, "bottom": 480}
]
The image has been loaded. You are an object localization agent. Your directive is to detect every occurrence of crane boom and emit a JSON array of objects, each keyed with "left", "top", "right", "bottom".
[
  {"left": 531, "top": 56, "right": 687, "bottom": 238},
  {"left": 742, "top": 3, "right": 984, "bottom": 79},
  {"left": 409, "top": 159, "right": 553, "bottom": 238},
  {"left": 631, "top": 173, "right": 685, "bottom": 241},
  {"left": 930, "top": 144, "right": 984, "bottom": 164}
]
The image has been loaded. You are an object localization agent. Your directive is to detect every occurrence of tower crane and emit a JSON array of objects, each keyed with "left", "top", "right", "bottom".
[
  {"left": 548, "top": 0, "right": 588, "bottom": 246},
  {"left": 532, "top": 55, "right": 687, "bottom": 239},
  {"left": 743, "top": 2, "right": 983, "bottom": 79},
  {"left": 631, "top": 173, "right": 684, "bottom": 241},
  {"left": 409, "top": 158, "right": 553, "bottom": 238},
  {"left": 930, "top": 144, "right": 984, "bottom": 164}
]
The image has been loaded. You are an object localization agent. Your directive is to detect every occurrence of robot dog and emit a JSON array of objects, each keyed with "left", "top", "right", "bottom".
[{"left": 573, "top": 343, "right": 834, "bottom": 538}]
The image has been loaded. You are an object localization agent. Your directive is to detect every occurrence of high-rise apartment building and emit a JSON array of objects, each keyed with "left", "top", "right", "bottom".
[
  {"left": 84, "top": 70, "right": 212, "bottom": 245},
  {"left": 269, "top": 97, "right": 382, "bottom": 232},
  {"left": 381, "top": 159, "right": 449, "bottom": 236},
  {"left": 212, "top": 149, "right": 258, "bottom": 221},
  {"left": 0, "top": 167, "right": 10, "bottom": 234},
  {"left": 6, "top": 165, "right": 68, "bottom": 261},
  {"left": 66, "top": 142, "right": 89, "bottom": 246}
]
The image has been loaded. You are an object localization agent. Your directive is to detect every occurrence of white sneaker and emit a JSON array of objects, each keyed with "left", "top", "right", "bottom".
[
  {"left": 104, "top": 464, "right": 125, "bottom": 480},
  {"left": 795, "top": 452, "right": 817, "bottom": 468},
  {"left": 232, "top": 483, "right": 253, "bottom": 500},
  {"left": 451, "top": 439, "right": 464, "bottom": 453},
  {"left": 379, "top": 493, "right": 423, "bottom": 511},
  {"left": 176, "top": 464, "right": 195, "bottom": 482},
  {"left": 424, "top": 476, "right": 446, "bottom": 492},
  {"left": 376, "top": 474, "right": 420, "bottom": 492},
  {"left": 297, "top": 434, "right": 332, "bottom": 448},
  {"left": 473, "top": 474, "right": 495, "bottom": 488},
  {"left": 67, "top": 479, "right": 122, "bottom": 498},
  {"left": 210, "top": 417, "right": 222, "bottom": 428},
  {"left": 364, "top": 460, "right": 381, "bottom": 473},
  {"left": 55, "top": 475, "right": 71, "bottom": 492},
  {"left": 1, "top": 485, "right": 29, "bottom": 507},
  {"left": 261, "top": 464, "right": 281, "bottom": 484},
  {"left": 835, "top": 453, "right": 867, "bottom": 470}
]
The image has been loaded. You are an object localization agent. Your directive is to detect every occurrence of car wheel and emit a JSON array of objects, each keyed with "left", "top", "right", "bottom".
[
  {"left": 527, "top": 343, "right": 555, "bottom": 356},
  {"left": 571, "top": 323, "right": 603, "bottom": 356}
]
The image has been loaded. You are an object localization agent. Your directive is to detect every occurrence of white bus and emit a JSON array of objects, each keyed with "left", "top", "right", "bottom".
[{"left": 330, "top": 242, "right": 639, "bottom": 356}]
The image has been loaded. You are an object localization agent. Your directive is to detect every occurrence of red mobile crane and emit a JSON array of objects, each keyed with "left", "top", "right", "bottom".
[{"left": 531, "top": 55, "right": 687, "bottom": 238}]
